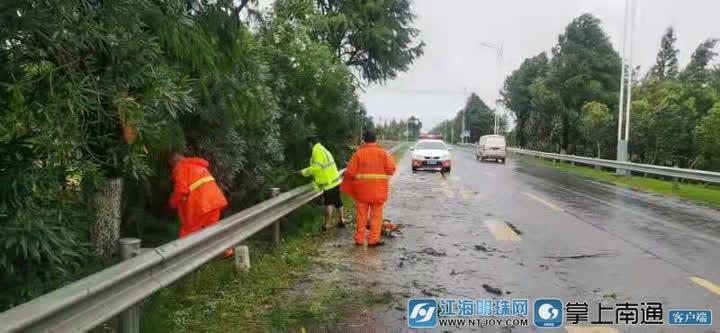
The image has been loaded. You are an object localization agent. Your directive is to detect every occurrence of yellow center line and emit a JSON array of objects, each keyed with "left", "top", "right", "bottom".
[
  {"left": 484, "top": 220, "right": 521, "bottom": 242},
  {"left": 565, "top": 326, "right": 618, "bottom": 333},
  {"left": 524, "top": 192, "right": 563, "bottom": 212},
  {"left": 450, "top": 176, "right": 460, "bottom": 182},
  {"left": 460, "top": 190, "right": 476, "bottom": 199},
  {"left": 690, "top": 276, "right": 720, "bottom": 296}
]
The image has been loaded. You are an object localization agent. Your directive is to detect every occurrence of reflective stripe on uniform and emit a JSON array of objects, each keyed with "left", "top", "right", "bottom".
[
  {"left": 312, "top": 146, "right": 335, "bottom": 169},
  {"left": 312, "top": 161, "right": 334, "bottom": 169},
  {"left": 317, "top": 175, "right": 343, "bottom": 188},
  {"left": 190, "top": 176, "right": 215, "bottom": 191},
  {"left": 355, "top": 174, "right": 389, "bottom": 180}
]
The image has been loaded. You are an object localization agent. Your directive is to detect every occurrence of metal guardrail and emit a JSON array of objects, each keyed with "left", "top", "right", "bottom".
[
  {"left": 507, "top": 147, "right": 720, "bottom": 185},
  {"left": 0, "top": 144, "right": 403, "bottom": 333}
]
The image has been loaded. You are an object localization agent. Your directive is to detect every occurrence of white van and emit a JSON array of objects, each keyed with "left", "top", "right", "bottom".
[{"left": 476, "top": 135, "right": 506, "bottom": 164}]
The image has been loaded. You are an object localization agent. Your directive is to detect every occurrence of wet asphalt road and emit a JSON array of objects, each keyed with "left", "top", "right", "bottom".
[{"left": 330, "top": 146, "right": 719, "bottom": 332}]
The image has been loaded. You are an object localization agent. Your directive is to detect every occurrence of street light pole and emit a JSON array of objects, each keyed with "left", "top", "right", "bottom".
[
  {"left": 406, "top": 119, "right": 409, "bottom": 143},
  {"left": 625, "top": 0, "right": 637, "bottom": 142},
  {"left": 617, "top": 0, "right": 628, "bottom": 144},
  {"left": 451, "top": 121, "right": 454, "bottom": 143},
  {"left": 480, "top": 42, "right": 504, "bottom": 135},
  {"left": 461, "top": 109, "right": 466, "bottom": 144},
  {"left": 616, "top": 0, "right": 636, "bottom": 175}
]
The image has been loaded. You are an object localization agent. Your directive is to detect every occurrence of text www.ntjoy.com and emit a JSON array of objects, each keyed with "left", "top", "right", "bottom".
[{"left": 437, "top": 317, "right": 529, "bottom": 327}]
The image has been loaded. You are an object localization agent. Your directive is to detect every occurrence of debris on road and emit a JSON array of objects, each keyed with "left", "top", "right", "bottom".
[
  {"left": 506, "top": 222, "right": 523, "bottom": 235},
  {"left": 413, "top": 280, "right": 446, "bottom": 297},
  {"left": 482, "top": 284, "right": 503, "bottom": 295},
  {"left": 421, "top": 247, "right": 447, "bottom": 256},
  {"left": 544, "top": 252, "right": 613, "bottom": 260},
  {"left": 450, "top": 269, "right": 476, "bottom": 276},
  {"left": 421, "top": 289, "right": 437, "bottom": 296},
  {"left": 474, "top": 245, "right": 495, "bottom": 252},
  {"left": 603, "top": 292, "right": 618, "bottom": 300}
]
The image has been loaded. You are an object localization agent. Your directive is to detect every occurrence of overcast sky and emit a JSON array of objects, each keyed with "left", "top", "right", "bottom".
[{"left": 360, "top": 0, "right": 720, "bottom": 131}]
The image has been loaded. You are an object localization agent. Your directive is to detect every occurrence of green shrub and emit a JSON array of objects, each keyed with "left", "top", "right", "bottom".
[{"left": 0, "top": 137, "right": 93, "bottom": 309}]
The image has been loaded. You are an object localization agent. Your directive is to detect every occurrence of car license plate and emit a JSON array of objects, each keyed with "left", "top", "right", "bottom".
[{"left": 426, "top": 160, "right": 437, "bottom": 165}]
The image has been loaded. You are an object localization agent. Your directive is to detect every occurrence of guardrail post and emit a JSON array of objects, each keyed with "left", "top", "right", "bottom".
[
  {"left": 234, "top": 245, "right": 251, "bottom": 272},
  {"left": 118, "top": 238, "right": 141, "bottom": 333},
  {"left": 270, "top": 187, "right": 281, "bottom": 246},
  {"left": 672, "top": 166, "right": 679, "bottom": 195}
]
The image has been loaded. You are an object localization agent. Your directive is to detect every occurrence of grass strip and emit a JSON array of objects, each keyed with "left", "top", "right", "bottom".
[{"left": 519, "top": 155, "right": 720, "bottom": 208}]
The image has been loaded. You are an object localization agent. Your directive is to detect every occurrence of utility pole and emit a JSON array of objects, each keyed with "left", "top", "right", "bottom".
[
  {"left": 616, "top": 0, "right": 636, "bottom": 175},
  {"left": 625, "top": 0, "right": 636, "bottom": 143},
  {"left": 461, "top": 110, "right": 466, "bottom": 144},
  {"left": 481, "top": 41, "right": 504, "bottom": 135},
  {"left": 451, "top": 122, "right": 454, "bottom": 144},
  {"left": 405, "top": 120, "right": 409, "bottom": 143}
]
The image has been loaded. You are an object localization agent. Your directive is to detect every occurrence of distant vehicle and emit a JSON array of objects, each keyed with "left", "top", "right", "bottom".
[
  {"left": 411, "top": 139, "right": 452, "bottom": 172},
  {"left": 476, "top": 135, "right": 506, "bottom": 164},
  {"left": 419, "top": 133, "right": 442, "bottom": 140}
]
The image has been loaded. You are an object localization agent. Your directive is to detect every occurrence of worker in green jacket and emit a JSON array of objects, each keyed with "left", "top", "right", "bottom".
[{"left": 301, "top": 137, "right": 346, "bottom": 230}]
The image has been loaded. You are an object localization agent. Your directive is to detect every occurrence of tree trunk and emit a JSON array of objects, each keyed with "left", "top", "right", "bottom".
[
  {"left": 688, "top": 156, "right": 700, "bottom": 169},
  {"left": 91, "top": 178, "right": 123, "bottom": 259}
]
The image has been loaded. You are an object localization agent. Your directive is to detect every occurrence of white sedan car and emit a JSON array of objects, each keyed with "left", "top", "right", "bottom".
[{"left": 411, "top": 139, "right": 452, "bottom": 172}]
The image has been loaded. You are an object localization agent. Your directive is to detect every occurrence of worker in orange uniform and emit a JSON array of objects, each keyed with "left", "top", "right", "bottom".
[
  {"left": 169, "top": 153, "right": 232, "bottom": 256},
  {"left": 341, "top": 131, "right": 396, "bottom": 246}
]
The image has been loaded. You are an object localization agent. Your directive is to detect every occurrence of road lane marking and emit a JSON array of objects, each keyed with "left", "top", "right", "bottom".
[
  {"left": 519, "top": 174, "right": 720, "bottom": 245},
  {"left": 484, "top": 220, "right": 521, "bottom": 242},
  {"left": 443, "top": 188, "right": 455, "bottom": 198},
  {"left": 450, "top": 176, "right": 460, "bottom": 181},
  {"left": 524, "top": 192, "right": 563, "bottom": 212},
  {"left": 460, "top": 190, "right": 476, "bottom": 199},
  {"left": 565, "top": 326, "right": 618, "bottom": 333},
  {"left": 690, "top": 276, "right": 720, "bottom": 296}
]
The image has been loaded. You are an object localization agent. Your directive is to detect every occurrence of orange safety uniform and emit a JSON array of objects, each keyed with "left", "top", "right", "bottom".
[
  {"left": 341, "top": 143, "right": 396, "bottom": 245},
  {"left": 169, "top": 158, "right": 228, "bottom": 238}
]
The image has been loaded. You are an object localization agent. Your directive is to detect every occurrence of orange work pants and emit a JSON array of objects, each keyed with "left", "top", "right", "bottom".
[
  {"left": 179, "top": 209, "right": 221, "bottom": 238},
  {"left": 354, "top": 202, "right": 384, "bottom": 245},
  {"left": 178, "top": 209, "right": 233, "bottom": 257}
]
